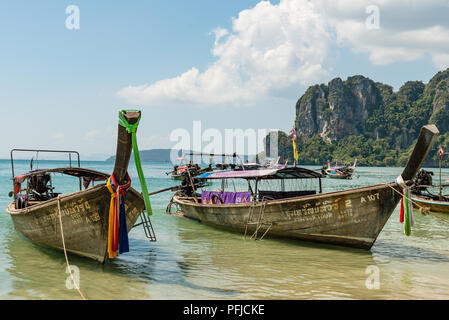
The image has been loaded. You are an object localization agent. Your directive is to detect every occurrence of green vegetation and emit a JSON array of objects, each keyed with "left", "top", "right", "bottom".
[{"left": 269, "top": 69, "right": 449, "bottom": 167}]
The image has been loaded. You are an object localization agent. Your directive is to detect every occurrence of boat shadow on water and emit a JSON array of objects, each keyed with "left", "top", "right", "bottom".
[
  {"left": 102, "top": 238, "right": 241, "bottom": 297},
  {"left": 4, "top": 229, "right": 239, "bottom": 298},
  {"left": 371, "top": 240, "right": 449, "bottom": 263},
  {"left": 177, "top": 213, "right": 449, "bottom": 262}
]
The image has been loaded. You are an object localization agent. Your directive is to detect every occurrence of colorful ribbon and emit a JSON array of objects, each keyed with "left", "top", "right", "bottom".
[
  {"left": 105, "top": 110, "right": 153, "bottom": 259},
  {"left": 118, "top": 110, "right": 153, "bottom": 216},
  {"left": 396, "top": 175, "right": 414, "bottom": 236},
  {"left": 106, "top": 173, "right": 131, "bottom": 258},
  {"left": 106, "top": 178, "right": 117, "bottom": 259}
]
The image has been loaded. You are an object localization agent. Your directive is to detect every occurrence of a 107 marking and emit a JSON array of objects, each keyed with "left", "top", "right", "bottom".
[{"left": 360, "top": 192, "right": 380, "bottom": 204}]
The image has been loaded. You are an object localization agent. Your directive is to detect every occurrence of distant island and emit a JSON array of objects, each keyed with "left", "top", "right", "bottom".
[
  {"left": 106, "top": 149, "right": 184, "bottom": 162},
  {"left": 106, "top": 149, "right": 252, "bottom": 163},
  {"left": 266, "top": 68, "right": 449, "bottom": 167}
]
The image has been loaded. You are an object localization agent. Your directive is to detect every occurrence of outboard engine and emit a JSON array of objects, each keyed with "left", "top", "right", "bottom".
[
  {"left": 411, "top": 169, "right": 433, "bottom": 194},
  {"left": 179, "top": 165, "right": 203, "bottom": 197},
  {"left": 29, "top": 173, "right": 53, "bottom": 200},
  {"left": 320, "top": 164, "right": 327, "bottom": 175}
]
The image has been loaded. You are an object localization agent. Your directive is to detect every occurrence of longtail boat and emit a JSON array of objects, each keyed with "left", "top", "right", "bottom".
[
  {"left": 167, "top": 152, "right": 215, "bottom": 180},
  {"left": 321, "top": 159, "right": 357, "bottom": 179},
  {"left": 411, "top": 150, "right": 449, "bottom": 214},
  {"left": 6, "top": 110, "right": 155, "bottom": 263},
  {"left": 169, "top": 163, "right": 202, "bottom": 181},
  {"left": 411, "top": 193, "right": 449, "bottom": 214},
  {"left": 167, "top": 125, "right": 438, "bottom": 250},
  {"left": 168, "top": 152, "right": 250, "bottom": 180}
]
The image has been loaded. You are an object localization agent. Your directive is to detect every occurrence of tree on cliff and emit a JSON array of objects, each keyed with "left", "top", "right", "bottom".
[{"left": 266, "top": 68, "right": 449, "bottom": 167}]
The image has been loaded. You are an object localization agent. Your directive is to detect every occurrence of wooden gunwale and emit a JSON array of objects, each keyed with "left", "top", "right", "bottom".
[
  {"left": 174, "top": 182, "right": 397, "bottom": 208},
  {"left": 6, "top": 183, "right": 142, "bottom": 215},
  {"left": 6, "top": 183, "right": 144, "bottom": 263},
  {"left": 171, "top": 184, "right": 401, "bottom": 249},
  {"left": 411, "top": 194, "right": 449, "bottom": 213}
]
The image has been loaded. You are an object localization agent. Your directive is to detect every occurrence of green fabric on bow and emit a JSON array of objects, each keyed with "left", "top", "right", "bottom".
[
  {"left": 119, "top": 110, "right": 152, "bottom": 216},
  {"left": 403, "top": 189, "right": 412, "bottom": 236}
]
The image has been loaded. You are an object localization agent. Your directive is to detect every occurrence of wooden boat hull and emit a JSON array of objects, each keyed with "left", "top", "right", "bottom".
[
  {"left": 411, "top": 194, "right": 449, "bottom": 214},
  {"left": 324, "top": 168, "right": 354, "bottom": 179},
  {"left": 171, "top": 183, "right": 401, "bottom": 250},
  {"left": 169, "top": 124, "right": 439, "bottom": 250},
  {"left": 6, "top": 184, "right": 145, "bottom": 263},
  {"left": 327, "top": 174, "right": 352, "bottom": 180}
]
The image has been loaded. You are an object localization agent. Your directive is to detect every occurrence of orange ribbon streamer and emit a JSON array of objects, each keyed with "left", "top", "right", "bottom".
[
  {"left": 106, "top": 173, "right": 132, "bottom": 259},
  {"left": 106, "top": 177, "right": 118, "bottom": 259}
]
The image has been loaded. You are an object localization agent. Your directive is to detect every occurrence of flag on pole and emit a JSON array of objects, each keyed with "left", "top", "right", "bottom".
[
  {"left": 289, "top": 128, "right": 299, "bottom": 162},
  {"left": 288, "top": 128, "right": 297, "bottom": 141},
  {"left": 439, "top": 146, "right": 444, "bottom": 159}
]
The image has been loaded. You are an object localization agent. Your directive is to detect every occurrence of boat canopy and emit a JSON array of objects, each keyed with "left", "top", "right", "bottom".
[
  {"left": 14, "top": 167, "right": 109, "bottom": 182},
  {"left": 196, "top": 166, "right": 323, "bottom": 180},
  {"left": 330, "top": 166, "right": 345, "bottom": 170}
]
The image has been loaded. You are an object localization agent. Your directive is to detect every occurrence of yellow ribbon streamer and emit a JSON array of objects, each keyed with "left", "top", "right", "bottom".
[{"left": 293, "top": 140, "right": 299, "bottom": 162}]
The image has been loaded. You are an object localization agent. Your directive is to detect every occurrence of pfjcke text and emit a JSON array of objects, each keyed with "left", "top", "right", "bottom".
[{"left": 183, "top": 304, "right": 265, "bottom": 318}]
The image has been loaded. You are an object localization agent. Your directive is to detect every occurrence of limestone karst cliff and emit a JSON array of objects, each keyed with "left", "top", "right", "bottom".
[{"left": 266, "top": 68, "right": 449, "bottom": 166}]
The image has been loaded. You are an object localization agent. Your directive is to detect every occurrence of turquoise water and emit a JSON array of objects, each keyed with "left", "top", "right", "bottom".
[{"left": 0, "top": 159, "right": 448, "bottom": 300}]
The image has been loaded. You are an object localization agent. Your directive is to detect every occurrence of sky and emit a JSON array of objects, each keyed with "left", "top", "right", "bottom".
[{"left": 1, "top": 0, "right": 448, "bottom": 160}]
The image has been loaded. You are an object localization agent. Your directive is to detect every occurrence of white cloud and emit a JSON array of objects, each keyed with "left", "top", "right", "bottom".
[
  {"left": 325, "top": 0, "right": 449, "bottom": 67},
  {"left": 118, "top": 0, "right": 331, "bottom": 106},
  {"left": 84, "top": 126, "right": 113, "bottom": 140},
  {"left": 433, "top": 53, "right": 449, "bottom": 70},
  {"left": 85, "top": 129, "right": 103, "bottom": 139},
  {"left": 142, "top": 135, "right": 172, "bottom": 149},
  {"left": 118, "top": 0, "right": 449, "bottom": 107},
  {"left": 211, "top": 27, "right": 229, "bottom": 46}
]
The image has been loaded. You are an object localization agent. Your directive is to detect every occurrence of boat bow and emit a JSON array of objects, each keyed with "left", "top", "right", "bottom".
[{"left": 400, "top": 124, "right": 439, "bottom": 181}]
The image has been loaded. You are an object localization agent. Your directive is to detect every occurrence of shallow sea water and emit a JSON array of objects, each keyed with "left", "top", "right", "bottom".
[{"left": 0, "top": 159, "right": 448, "bottom": 300}]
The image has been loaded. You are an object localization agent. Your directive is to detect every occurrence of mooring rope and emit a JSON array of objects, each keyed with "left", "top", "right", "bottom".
[
  {"left": 428, "top": 211, "right": 449, "bottom": 225},
  {"left": 387, "top": 183, "right": 449, "bottom": 225},
  {"left": 57, "top": 196, "right": 87, "bottom": 300}
]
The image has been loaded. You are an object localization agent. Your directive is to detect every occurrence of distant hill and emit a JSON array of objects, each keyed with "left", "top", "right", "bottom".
[
  {"left": 106, "top": 149, "right": 184, "bottom": 162},
  {"left": 106, "top": 149, "right": 253, "bottom": 163},
  {"left": 266, "top": 68, "right": 449, "bottom": 167}
]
